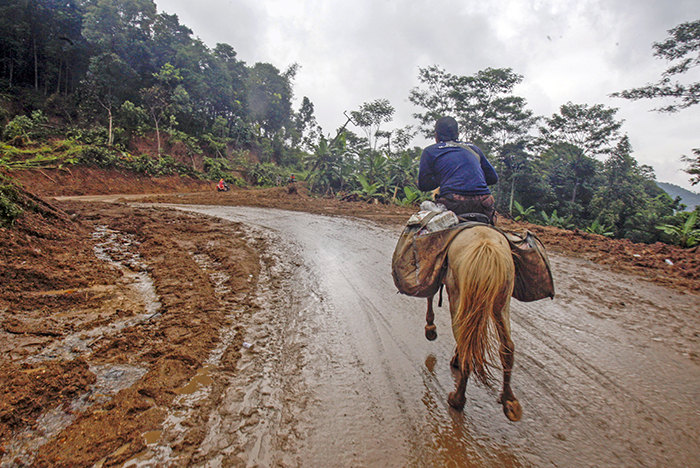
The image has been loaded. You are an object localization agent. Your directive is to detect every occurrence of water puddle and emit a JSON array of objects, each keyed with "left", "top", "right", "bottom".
[
  {"left": 119, "top": 231, "right": 292, "bottom": 467},
  {"left": 174, "top": 364, "right": 215, "bottom": 395},
  {"left": 120, "top": 249, "right": 245, "bottom": 467}
]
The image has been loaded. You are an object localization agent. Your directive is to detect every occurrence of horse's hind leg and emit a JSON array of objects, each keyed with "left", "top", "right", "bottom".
[
  {"left": 425, "top": 295, "right": 437, "bottom": 341},
  {"left": 448, "top": 362, "right": 469, "bottom": 410},
  {"left": 495, "top": 305, "right": 522, "bottom": 421}
]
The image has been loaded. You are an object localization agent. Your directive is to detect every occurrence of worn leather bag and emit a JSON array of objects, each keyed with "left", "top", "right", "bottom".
[{"left": 391, "top": 217, "right": 555, "bottom": 302}]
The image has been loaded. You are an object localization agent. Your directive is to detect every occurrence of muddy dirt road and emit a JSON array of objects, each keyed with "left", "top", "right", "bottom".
[{"left": 138, "top": 204, "right": 700, "bottom": 468}]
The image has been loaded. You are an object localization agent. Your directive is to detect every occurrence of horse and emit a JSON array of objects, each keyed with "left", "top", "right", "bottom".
[{"left": 424, "top": 225, "right": 522, "bottom": 422}]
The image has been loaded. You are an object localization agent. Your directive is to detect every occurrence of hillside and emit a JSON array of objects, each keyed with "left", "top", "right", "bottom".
[{"left": 658, "top": 181, "right": 700, "bottom": 210}]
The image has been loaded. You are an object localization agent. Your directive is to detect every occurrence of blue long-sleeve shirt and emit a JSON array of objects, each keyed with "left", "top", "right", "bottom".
[{"left": 418, "top": 141, "right": 498, "bottom": 196}]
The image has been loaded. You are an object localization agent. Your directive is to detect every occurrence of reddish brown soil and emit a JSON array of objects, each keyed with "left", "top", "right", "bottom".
[{"left": 0, "top": 167, "right": 698, "bottom": 466}]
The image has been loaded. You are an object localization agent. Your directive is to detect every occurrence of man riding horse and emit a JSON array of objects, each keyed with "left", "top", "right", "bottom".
[
  {"left": 418, "top": 116, "right": 499, "bottom": 224},
  {"left": 415, "top": 117, "right": 523, "bottom": 421}
]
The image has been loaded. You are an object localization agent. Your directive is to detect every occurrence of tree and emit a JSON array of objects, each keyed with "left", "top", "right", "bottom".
[
  {"left": 536, "top": 102, "right": 624, "bottom": 158},
  {"left": 537, "top": 142, "right": 603, "bottom": 219},
  {"left": 140, "top": 63, "right": 186, "bottom": 155},
  {"left": 589, "top": 136, "right": 668, "bottom": 241},
  {"left": 409, "top": 66, "right": 537, "bottom": 153},
  {"left": 246, "top": 62, "right": 294, "bottom": 136},
  {"left": 294, "top": 96, "right": 320, "bottom": 151},
  {"left": 81, "top": 52, "right": 137, "bottom": 145},
  {"left": 611, "top": 20, "right": 700, "bottom": 186},
  {"left": 349, "top": 99, "right": 395, "bottom": 152},
  {"left": 81, "top": 0, "right": 158, "bottom": 77},
  {"left": 681, "top": 148, "right": 700, "bottom": 185},
  {"left": 612, "top": 20, "right": 700, "bottom": 113}
]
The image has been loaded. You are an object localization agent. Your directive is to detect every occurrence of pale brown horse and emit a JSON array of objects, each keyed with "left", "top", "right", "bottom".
[{"left": 425, "top": 225, "right": 522, "bottom": 421}]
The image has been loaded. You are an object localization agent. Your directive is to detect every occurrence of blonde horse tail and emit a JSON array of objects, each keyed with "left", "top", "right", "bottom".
[{"left": 451, "top": 232, "right": 514, "bottom": 386}]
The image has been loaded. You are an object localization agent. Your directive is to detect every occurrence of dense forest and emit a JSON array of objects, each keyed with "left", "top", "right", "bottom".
[{"left": 1, "top": 0, "right": 699, "bottom": 247}]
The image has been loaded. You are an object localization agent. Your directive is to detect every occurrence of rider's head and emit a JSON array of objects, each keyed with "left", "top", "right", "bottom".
[{"left": 435, "top": 117, "right": 459, "bottom": 142}]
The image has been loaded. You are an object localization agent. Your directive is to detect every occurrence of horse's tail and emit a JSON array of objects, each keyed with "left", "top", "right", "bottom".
[{"left": 450, "top": 230, "right": 514, "bottom": 386}]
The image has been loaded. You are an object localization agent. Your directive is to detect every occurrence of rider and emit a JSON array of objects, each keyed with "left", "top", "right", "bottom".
[
  {"left": 216, "top": 178, "right": 229, "bottom": 191},
  {"left": 418, "top": 116, "right": 499, "bottom": 224}
]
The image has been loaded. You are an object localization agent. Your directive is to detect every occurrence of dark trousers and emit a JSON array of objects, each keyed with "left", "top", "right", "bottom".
[{"left": 436, "top": 193, "right": 496, "bottom": 224}]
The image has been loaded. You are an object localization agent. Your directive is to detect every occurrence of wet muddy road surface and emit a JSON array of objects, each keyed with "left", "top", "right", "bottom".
[{"left": 154, "top": 205, "right": 700, "bottom": 468}]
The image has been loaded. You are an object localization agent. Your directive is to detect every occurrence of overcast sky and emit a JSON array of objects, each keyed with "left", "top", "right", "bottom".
[{"left": 156, "top": 0, "right": 700, "bottom": 192}]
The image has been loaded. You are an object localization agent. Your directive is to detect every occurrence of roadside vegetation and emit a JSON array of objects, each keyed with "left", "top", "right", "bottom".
[{"left": 1, "top": 1, "right": 698, "bottom": 247}]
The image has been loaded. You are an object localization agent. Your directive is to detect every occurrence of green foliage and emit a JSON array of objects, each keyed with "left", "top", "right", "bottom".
[
  {"left": 0, "top": 177, "right": 23, "bottom": 226},
  {"left": 409, "top": 66, "right": 537, "bottom": 152},
  {"left": 3, "top": 111, "right": 48, "bottom": 142},
  {"left": 203, "top": 157, "right": 235, "bottom": 182},
  {"left": 656, "top": 211, "right": 700, "bottom": 248},
  {"left": 396, "top": 185, "right": 430, "bottom": 207},
  {"left": 512, "top": 200, "right": 535, "bottom": 222},
  {"left": 540, "top": 210, "right": 574, "bottom": 229},
  {"left": 681, "top": 148, "right": 700, "bottom": 187},
  {"left": 246, "top": 163, "right": 282, "bottom": 187},
  {"left": 67, "top": 126, "right": 110, "bottom": 146},
  {"left": 536, "top": 102, "right": 623, "bottom": 157},
  {"left": 119, "top": 101, "right": 149, "bottom": 136},
  {"left": 350, "top": 99, "right": 395, "bottom": 151},
  {"left": 353, "top": 174, "right": 382, "bottom": 201},
  {"left": 585, "top": 219, "right": 614, "bottom": 237}
]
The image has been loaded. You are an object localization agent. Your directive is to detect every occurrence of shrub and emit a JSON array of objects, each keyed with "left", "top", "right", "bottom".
[{"left": 0, "top": 178, "right": 23, "bottom": 226}]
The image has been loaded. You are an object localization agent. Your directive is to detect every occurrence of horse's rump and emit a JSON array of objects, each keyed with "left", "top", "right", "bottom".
[{"left": 446, "top": 226, "right": 515, "bottom": 385}]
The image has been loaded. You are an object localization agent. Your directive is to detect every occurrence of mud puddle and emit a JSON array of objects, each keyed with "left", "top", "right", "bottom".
[
  {"left": 1, "top": 226, "right": 160, "bottom": 467},
  {"left": 117, "top": 224, "right": 313, "bottom": 467}
]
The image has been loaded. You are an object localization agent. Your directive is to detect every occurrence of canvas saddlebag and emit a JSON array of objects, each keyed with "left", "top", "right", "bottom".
[{"left": 391, "top": 215, "right": 555, "bottom": 302}]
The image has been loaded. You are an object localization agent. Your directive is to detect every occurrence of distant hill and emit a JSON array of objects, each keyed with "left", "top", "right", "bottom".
[{"left": 657, "top": 182, "right": 700, "bottom": 211}]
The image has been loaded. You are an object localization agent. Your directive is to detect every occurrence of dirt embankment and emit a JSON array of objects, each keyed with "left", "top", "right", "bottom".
[
  {"left": 1, "top": 168, "right": 698, "bottom": 466},
  {"left": 1, "top": 190, "right": 263, "bottom": 466}
]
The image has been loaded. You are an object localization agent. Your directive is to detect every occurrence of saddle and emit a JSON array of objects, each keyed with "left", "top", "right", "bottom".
[{"left": 391, "top": 214, "right": 555, "bottom": 302}]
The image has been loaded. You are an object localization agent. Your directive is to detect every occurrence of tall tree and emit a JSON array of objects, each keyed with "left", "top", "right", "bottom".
[
  {"left": 409, "top": 66, "right": 537, "bottom": 153},
  {"left": 612, "top": 19, "right": 700, "bottom": 113},
  {"left": 81, "top": 0, "right": 157, "bottom": 77},
  {"left": 349, "top": 98, "right": 395, "bottom": 152},
  {"left": 612, "top": 19, "right": 700, "bottom": 185},
  {"left": 589, "top": 136, "right": 666, "bottom": 240},
  {"left": 536, "top": 102, "right": 624, "bottom": 158},
  {"left": 246, "top": 62, "right": 294, "bottom": 136},
  {"left": 537, "top": 142, "right": 603, "bottom": 219},
  {"left": 81, "top": 52, "right": 137, "bottom": 145}
]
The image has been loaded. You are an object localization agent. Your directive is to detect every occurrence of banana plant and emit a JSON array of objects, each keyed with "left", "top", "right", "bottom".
[
  {"left": 585, "top": 219, "right": 614, "bottom": 237},
  {"left": 353, "top": 174, "right": 381, "bottom": 201},
  {"left": 541, "top": 210, "right": 575, "bottom": 229},
  {"left": 512, "top": 200, "right": 535, "bottom": 222},
  {"left": 656, "top": 211, "right": 700, "bottom": 247}
]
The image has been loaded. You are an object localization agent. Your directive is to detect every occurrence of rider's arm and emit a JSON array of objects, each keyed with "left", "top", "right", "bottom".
[{"left": 418, "top": 149, "right": 438, "bottom": 192}]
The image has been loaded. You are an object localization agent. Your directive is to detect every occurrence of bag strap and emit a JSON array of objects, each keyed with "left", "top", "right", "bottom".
[{"left": 454, "top": 142, "right": 482, "bottom": 161}]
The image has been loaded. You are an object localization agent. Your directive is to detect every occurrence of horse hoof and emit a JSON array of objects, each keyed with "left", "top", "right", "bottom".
[
  {"left": 447, "top": 392, "right": 465, "bottom": 410},
  {"left": 501, "top": 399, "right": 522, "bottom": 422},
  {"left": 425, "top": 324, "right": 437, "bottom": 341}
]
